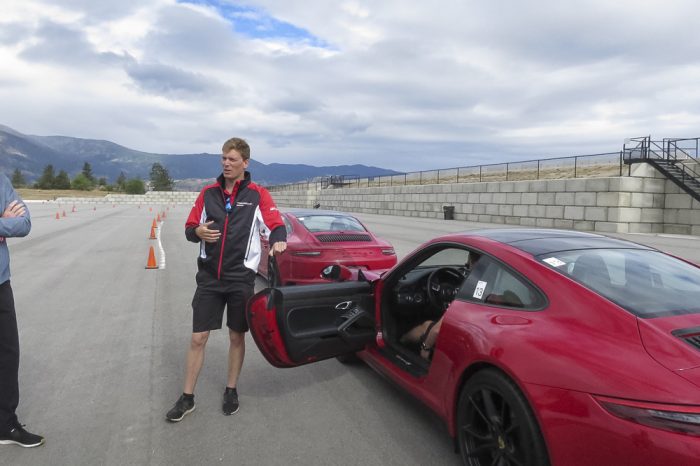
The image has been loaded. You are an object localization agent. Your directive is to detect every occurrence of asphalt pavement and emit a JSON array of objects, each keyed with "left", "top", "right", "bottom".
[{"left": 3, "top": 203, "right": 699, "bottom": 465}]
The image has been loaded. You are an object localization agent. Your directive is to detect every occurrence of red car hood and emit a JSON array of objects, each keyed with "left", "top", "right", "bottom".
[{"left": 638, "top": 313, "right": 700, "bottom": 372}]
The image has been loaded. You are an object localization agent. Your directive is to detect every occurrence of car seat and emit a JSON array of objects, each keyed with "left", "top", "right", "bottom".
[{"left": 570, "top": 253, "right": 612, "bottom": 289}]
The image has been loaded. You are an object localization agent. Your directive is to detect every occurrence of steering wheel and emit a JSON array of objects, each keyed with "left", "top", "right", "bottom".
[{"left": 426, "top": 267, "right": 463, "bottom": 310}]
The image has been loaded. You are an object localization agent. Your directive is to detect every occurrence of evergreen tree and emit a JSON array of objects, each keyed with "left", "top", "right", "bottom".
[
  {"left": 71, "top": 173, "right": 93, "bottom": 190},
  {"left": 98, "top": 177, "right": 107, "bottom": 187},
  {"left": 125, "top": 178, "right": 146, "bottom": 194},
  {"left": 150, "top": 163, "right": 174, "bottom": 191},
  {"left": 11, "top": 168, "right": 26, "bottom": 188},
  {"left": 37, "top": 164, "right": 56, "bottom": 189},
  {"left": 116, "top": 172, "right": 127, "bottom": 192},
  {"left": 54, "top": 170, "right": 72, "bottom": 189},
  {"left": 82, "top": 162, "right": 95, "bottom": 183}
]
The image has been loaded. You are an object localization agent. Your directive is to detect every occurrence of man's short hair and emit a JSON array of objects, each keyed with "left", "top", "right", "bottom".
[{"left": 222, "top": 138, "right": 250, "bottom": 160}]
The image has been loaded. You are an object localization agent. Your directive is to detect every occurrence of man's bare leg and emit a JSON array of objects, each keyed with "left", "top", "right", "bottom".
[
  {"left": 184, "top": 331, "right": 210, "bottom": 394},
  {"left": 223, "top": 329, "right": 245, "bottom": 415},
  {"left": 226, "top": 329, "right": 245, "bottom": 388}
]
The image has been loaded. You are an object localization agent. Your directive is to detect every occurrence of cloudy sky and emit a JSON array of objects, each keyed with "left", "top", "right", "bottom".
[{"left": 1, "top": 0, "right": 699, "bottom": 171}]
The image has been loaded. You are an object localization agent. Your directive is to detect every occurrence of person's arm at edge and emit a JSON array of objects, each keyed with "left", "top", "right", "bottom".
[{"left": 0, "top": 175, "right": 31, "bottom": 238}]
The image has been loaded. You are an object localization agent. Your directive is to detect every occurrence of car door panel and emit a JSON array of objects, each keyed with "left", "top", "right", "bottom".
[{"left": 247, "top": 281, "right": 375, "bottom": 367}]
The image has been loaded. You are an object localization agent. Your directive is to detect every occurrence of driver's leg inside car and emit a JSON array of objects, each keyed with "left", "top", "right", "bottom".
[{"left": 400, "top": 318, "right": 442, "bottom": 360}]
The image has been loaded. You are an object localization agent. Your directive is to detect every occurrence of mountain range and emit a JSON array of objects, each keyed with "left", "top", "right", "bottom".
[{"left": 0, "top": 124, "right": 400, "bottom": 187}]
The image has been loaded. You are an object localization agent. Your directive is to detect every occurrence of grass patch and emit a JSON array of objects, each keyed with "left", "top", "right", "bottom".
[{"left": 17, "top": 188, "right": 114, "bottom": 200}]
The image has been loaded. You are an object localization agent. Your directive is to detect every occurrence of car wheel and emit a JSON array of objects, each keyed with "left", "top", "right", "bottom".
[
  {"left": 457, "top": 369, "right": 549, "bottom": 466},
  {"left": 335, "top": 352, "right": 360, "bottom": 364}
]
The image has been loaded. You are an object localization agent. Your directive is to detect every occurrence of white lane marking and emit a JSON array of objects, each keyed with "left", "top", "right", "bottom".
[{"left": 158, "top": 220, "right": 166, "bottom": 269}]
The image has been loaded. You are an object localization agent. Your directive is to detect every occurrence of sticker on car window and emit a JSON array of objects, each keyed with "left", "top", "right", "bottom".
[
  {"left": 543, "top": 257, "right": 566, "bottom": 267},
  {"left": 473, "top": 280, "right": 487, "bottom": 299}
]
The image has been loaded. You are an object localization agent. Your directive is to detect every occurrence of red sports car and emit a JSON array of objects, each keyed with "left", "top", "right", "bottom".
[
  {"left": 258, "top": 209, "right": 397, "bottom": 286},
  {"left": 247, "top": 228, "right": 700, "bottom": 466}
]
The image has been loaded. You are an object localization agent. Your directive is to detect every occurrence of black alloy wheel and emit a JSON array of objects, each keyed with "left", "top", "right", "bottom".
[{"left": 457, "top": 369, "right": 550, "bottom": 466}]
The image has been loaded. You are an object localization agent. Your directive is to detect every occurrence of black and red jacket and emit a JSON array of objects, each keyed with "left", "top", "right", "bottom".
[{"left": 185, "top": 171, "right": 286, "bottom": 281}]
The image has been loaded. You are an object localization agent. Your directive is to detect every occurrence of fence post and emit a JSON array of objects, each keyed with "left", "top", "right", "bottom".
[
  {"left": 419, "top": 171, "right": 422, "bottom": 185},
  {"left": 537, "top": 160, "right": 540, "bottom": 180},
  {"left": 437, "top": 170, "right": 440, "bottom": 184},
  {"left": 479, "top": 166, "right": 482, "bottom": 182},
  {"left": 619, "top": 151, "right": 622, "bottom": 176},
  {"left": 506, "top": 163, "right": 509, "bottom": 181},
  {"left": 574, "top": 156, "right": 578, "bottom": 178}
]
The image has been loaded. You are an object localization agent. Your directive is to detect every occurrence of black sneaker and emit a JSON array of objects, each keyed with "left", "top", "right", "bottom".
[
  {"left": 222, "top": 387, "right": 239, "bottom": 415},
  {"left": 0, "top": 421, "right": 45, "bottom": 448},
  {"left": 166, "top": 395, "right": 195, "bottom": 422}
]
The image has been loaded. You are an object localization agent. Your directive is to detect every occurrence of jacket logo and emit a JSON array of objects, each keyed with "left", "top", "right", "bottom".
[{"left": 236, "top": 201, "right": 253, "bottom": 207}]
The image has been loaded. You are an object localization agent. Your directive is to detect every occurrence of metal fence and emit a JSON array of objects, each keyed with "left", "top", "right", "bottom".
[{"left": 266, "top": 151, "right": 624, "bottom": 192}]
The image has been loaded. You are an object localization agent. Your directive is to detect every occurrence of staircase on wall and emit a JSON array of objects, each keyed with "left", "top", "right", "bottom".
[{"left": 624, "top": 136, "right": 700, "bottom": 202}]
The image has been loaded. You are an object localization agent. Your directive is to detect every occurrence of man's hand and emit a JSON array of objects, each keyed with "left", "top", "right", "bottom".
[
  {"left": 2, "top": 200, "right": 25, "bottom": 218},
  {"left": 269, "top": 241, "right": 287, "bottom": 256},
  {"left": 195, "top": 221, "right": 221, "bottom": 243}
]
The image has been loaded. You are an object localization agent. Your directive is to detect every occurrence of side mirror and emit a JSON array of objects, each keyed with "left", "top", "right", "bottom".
[{"left": 321, "top": 264, "right": 353, "bottom": 282}]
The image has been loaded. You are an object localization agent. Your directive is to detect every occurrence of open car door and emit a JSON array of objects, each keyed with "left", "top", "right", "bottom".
[{"left": 247, "top": 281, "right": 376, "bottom": 368}]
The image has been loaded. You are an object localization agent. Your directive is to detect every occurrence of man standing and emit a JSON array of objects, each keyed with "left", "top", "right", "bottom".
[
  {"left": 166, "top": 137, "right": 287, "bottom": 422},
  {"left": 0, "top": 174, "right": 43, "bottom": 447}
]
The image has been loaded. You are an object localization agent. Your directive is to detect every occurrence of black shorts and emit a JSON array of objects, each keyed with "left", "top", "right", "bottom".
[{"left": 191, "top": 270, "right": 254, "bottom": 333}]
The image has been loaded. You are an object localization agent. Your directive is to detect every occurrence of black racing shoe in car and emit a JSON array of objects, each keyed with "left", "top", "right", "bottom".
[
  {"left": 222, "top": 387, "right": 239, "bottom": 415},
  {"left": 166, "top": 394, "right": 195, "bottom": 422},
  {"left": 0, "top": 421, "right": 45, "bottom": 448}
]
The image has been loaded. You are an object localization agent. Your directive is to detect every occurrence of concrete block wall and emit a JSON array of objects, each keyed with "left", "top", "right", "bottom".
[
  {"left": 56, "top": 191, "right": 199, "bottom": 205},
  {"left": 272, "top": 163, "right": 700, "bottom": 236}
]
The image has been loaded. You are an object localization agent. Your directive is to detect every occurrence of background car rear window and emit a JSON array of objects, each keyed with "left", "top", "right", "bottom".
[
  {"left": 538, "top": 248, "right": 700, "bottom": 318},
  {"left": 296, "top": 215, "right": 367, "bottom": 232}
]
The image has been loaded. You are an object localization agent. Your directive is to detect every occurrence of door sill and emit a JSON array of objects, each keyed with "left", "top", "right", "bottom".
[{"left": 377, "top": 345, "right": 429, "bottom": 378}]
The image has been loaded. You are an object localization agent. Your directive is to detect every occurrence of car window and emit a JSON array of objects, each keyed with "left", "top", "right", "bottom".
[
  {"left": 295, "top": 215, "right": 367, "bottom": 233},
  {"left": 417, "top": 248, "right": 471, "bottom": 268},
  {"left": 283, "top": 216, "right": 293, "bottom": 235},
  {"left": 457, "top": 257, "right": 546, "bottom": 310},
  {"left": 539, "top": 248, "right": 700, "bottom": 318}
]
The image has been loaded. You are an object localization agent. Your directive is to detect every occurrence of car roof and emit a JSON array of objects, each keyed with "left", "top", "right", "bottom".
[
  {"left": 456, "top": 228, "right": 655, "bottom": 256},
  {"left": 284, "top": 209, "right": 356, "bottom": 217}
]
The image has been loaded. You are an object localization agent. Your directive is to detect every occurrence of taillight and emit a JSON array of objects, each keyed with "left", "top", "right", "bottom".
[
  {"left": 596, "top": 395, "right": 700, "bottom": 436},
  {"left": 381, "top": 249, "right": 395, "bottom": 255}
]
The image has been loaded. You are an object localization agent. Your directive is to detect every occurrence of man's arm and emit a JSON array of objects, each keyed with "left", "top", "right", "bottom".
[{"left": 258, "top": 189, "right": 287, "bottom": 255}]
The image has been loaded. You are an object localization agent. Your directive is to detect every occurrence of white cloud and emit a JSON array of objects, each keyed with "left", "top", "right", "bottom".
[{"left": 0, "top": 0, "right": 699, "bottom": 172}]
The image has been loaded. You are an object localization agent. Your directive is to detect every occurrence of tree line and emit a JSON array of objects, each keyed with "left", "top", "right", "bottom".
[{"left": 11, "top": 162, "right": 174, "bottom": 194}]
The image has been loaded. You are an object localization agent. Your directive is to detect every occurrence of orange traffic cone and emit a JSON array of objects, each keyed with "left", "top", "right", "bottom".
[
  {"left": 71, "top": 205, "right": 76, "bottom": 213},
  {"left": 145, "top": 246, "right": 158, "bottom": 269},
  {"left": 149, "top": 225, "right": 157, "bottom": 240},
  {"left": 55, "top": 212, "right": 60, "bottom": 220},
  {"left": 152, "top": 218, "right": 157, "bottom": 229},
  {"left": 62, "top": 210, "right": 66, "bottom": 217},
  {"left": 156, "top": 213, "right": 161, "bottom": 222},
  {"left": 149, "top": 207, "right": 152, "bottom": 212},
  {"left": 161, "top": 211, "right": 166, "bottom": 219}
]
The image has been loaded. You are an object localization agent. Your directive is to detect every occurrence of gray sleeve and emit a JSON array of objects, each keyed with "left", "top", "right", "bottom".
[{"left": 0, "top": 174, "right": 31, "bottom": 238}]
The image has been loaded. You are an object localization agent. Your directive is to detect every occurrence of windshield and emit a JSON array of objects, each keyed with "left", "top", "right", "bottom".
[
  {"left": 295, "top": 215, "right": 367, "bottom": 233},
  {"left": 538, "top": 248, "right": 700, "bottom": 318}
]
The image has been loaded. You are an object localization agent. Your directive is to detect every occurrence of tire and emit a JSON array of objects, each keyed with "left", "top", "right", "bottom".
[
  {"left": 336, "top": 352, "right": 361, "bottom": 364},
  {"left": 457, "top": 369, "right": 550, "bottom": 466}
]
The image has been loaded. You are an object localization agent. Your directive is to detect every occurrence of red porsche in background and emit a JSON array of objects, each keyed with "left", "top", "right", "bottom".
[
  {"left": 248, "top": 228, "right": 700, "bottom": 466},
  {"left": 258, "top": 209, "right": 397, "bottom": 286}
]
